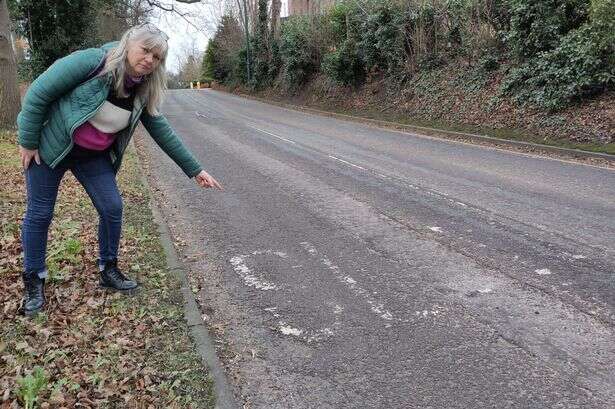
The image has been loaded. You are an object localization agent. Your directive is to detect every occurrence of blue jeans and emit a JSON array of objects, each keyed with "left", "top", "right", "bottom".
[{"left": 21, "top": 154, "right": 123, "bottom": 276}]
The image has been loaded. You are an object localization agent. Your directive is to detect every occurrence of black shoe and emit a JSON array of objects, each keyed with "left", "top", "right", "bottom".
[
  {"left": 99, "top": 259, "right": 138, "bottom": 293},
  {"left": 22, "top": 272, "right": 45, "bottom": 316}
]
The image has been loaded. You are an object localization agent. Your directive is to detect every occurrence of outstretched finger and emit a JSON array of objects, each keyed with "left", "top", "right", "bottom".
[{"left": 211, "top": 178, "right": 223, "bottom": 190}]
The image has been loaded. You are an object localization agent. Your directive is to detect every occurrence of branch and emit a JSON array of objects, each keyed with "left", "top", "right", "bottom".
[{"left": 145, "top": 0, "right": 202, "bottom": 31}]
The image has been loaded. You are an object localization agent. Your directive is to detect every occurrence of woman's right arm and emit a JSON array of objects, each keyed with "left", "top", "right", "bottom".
[{"left": 17, "top": 48, "right": 105, "bottom": 150}]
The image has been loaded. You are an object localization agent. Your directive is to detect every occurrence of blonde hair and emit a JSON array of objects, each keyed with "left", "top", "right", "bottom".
[{"left": 100, "top": 24, "right": 169, "bottom": 116}]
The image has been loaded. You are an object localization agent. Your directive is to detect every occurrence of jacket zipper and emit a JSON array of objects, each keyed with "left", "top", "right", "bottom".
[
  {"left": 112, "top": 102, "right": 145, "bottom": 170},
  {"left": 50, "top": 80, "right": 110, "bottom": 168}
]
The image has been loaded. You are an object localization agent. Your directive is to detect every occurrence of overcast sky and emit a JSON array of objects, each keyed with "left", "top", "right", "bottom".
[
  {"left": 154, "top": 0, "right": 290, "bottom": 74},
  {"left": 154, "top": 1, "right": 218, "bottom": 74}
]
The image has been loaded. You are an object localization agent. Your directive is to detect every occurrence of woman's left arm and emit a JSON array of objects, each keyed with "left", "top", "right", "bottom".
[{"left": 140, "top": 112, "right": 222, "bottom": 189}]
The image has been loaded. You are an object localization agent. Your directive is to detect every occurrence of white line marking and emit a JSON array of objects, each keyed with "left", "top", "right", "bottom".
[
  {"left": 253, "top": 127, "right": 297, "bottom": 144},
  {"left": 217, "top": 91, "right": 613, "bottom": 170},
  {"left": 300, "top": 242, "right": 318, "bottom": 255},
  {"left": 478, "top": 288, "right": 493, "bottom": 294},
  {"left": 414, "top": 307, "right": 442, "bottom": 317},
  {"left": 300, "top": 241, "right": 447, "bottom": 324},
  {"left": 328, "top": 155, "right": 366, "bottom": 170},
  {"left": 307, "top": 327, "right": 334, "bottom": 343},
  {"left": 302, "top": 242, "right": 396, "bottom": 321},
  {"left": 279, "top": 323, "right": 303, "bottom": 336},
  {"left": 535, "top": 268, "right": 552, "bottom": 275},
  {"left": 429, "top": 226, "right": 443, "bottom": 233},
  {"left": 230, "top": 251, "right": 287, "bottom": 291}
]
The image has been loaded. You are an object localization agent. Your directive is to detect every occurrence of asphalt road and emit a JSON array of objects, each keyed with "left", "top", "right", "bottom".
[{"left": 139, "top": 89, "right": 615, "bottom": 408}]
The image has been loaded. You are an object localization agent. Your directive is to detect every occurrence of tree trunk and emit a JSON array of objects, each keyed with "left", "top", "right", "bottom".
[
  {"left": 270, "top": 0, "right": 281, "bottom": 39},
  {"left": 0, "top": 0, "right": 21, "bottom": 129}
]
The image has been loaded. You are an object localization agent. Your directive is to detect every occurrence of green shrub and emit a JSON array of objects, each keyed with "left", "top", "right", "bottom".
[
  {"left": 326, "top": 1, "right": 357, "bottom": 42},
  {"left": 590, "top": 0, "right": 615, "bottom": 50},
  {"left": 502, "top": 21, "right": 614, "bottom": 110},
  {"left": 358, "top": 0, "right": 406, "bottom": 74},
  {"left": 505, "top": 0, "right": 590, "bottom": 61},
  {"left": 201, "top": 39, "right": 216, "bottom": 81},
  {"left": 322, "top": 40, "right": 366, "bottom": 86},
  {"left": 502, "top": 0, "right": 615, "bottom": 111},
  {"left": 207, "top": 0, "right": 613, "bottom": 110},
  {"left": 250, "top": 0, "right": 275, "bottom": 88},
  {"left": 232, "top": 46, "right": 250, "bottom": 86},
  {"left": 207, "top": 14, "right": 244, "bottom": 84},
  {"left": 280, "top": 16, "right": 322, "bottom": 89}
]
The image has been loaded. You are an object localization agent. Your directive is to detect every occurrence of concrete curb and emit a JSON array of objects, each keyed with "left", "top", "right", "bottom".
[
  {"left": 141, "top": 175, "right": 239, "bottom": 409},
  {"left": 215, "top": 88, "right": 615, "bottom": 164}
]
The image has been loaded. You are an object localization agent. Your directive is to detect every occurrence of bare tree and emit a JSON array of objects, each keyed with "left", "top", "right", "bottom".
[
  {"left": 143, "top": 0, "right": 226, "bottom": 30},
  {"left": 0, "top": 0, "right": 20, "bottom": 128},
  {"left": 270, "top": 0, "right": 281, "bottom": 39},
  {"left": 176, "top": 36, "right": 203, "bottom": 82}
]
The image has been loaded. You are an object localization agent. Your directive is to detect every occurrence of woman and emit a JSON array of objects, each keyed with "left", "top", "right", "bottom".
[{"left": 17, "top": 23, "right": 222, "bottom": 316}]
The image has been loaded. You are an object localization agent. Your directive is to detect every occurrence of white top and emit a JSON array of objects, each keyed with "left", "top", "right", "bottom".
[{"left": 88, "top": 101, "right": 132, "bottom": 133}]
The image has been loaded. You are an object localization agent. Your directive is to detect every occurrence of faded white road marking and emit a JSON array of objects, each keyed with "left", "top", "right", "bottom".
[
  {"left": 264, "top": 307, "right": 280, "bottom": 318},
  {"left": 266, "top": 304, "right": 341, "bottom": 343},
  {"left": 307, "top": 327, "right": 334, "bottom": 343},
  {"left": 415, "top": 306, "right": 442, "bottom": 318},
  {"left": 301, "top": 242, "right": 318, "bottom": 255},
  {"left": 253, "top": 127, "right": 297, "bottom": 144},
  {"left": 321, "top": 256, "right": 397, "bottom": 320},
  {"left": 195, "top": 111, "right": 209, "bottom": 119},
  {"left": 572, "top": 254, "right": 586, "bottom": 260},
  {"left": 230, "top": 249, "right": 288, "bottom": 291},
  {"left": 300, "top": 241, "right": 446, "bottom": 324},
  {"left": 429, "top": 226, "right": 443, "bottom": 233},
  {"left": 279, "top": 323, "right": 303, "bottom": 336},
  {"left": 301, "top": 242, "right": 396, "bottom": 322},
  {"left": 307, "top": 303, "right": 343, "bottom": 343},
  {"left": 245, "top": 121, "right": 477, "bottom": 215},
  {"left": 328, "top": 155, "right": 366, "bottom": 170},
  {"left": 478, "top": 288, "right": 493, "bottom": 294},
  {"left": 535, "top": 268, "right": 552, "bottom": 275}
]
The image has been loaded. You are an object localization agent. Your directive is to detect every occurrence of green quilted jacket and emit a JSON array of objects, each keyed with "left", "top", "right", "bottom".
[{"left": 17, "top": 43, "right": 203, "bottom": 177}]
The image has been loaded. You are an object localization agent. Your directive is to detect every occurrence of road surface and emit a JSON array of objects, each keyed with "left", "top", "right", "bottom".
[{"left": 138, "top": 89, "right": 615, "bottom": 408}]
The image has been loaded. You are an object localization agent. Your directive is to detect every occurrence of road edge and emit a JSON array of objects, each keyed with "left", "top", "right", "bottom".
[
  {"left": 212, "top": 88, "right": 614, "bottom": 165},
  {"left": 139, "top": 170, "right": 239, "bottom": 409}
]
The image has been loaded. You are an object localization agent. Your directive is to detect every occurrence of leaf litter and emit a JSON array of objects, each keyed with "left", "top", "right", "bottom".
[{"left": 0, "top": 131, "right": 215, "bottom": 408}]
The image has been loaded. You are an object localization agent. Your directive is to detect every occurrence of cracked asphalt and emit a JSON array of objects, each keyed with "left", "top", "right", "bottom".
[{"left": 138, "top": 89, "right": 615, "bottom": 408}]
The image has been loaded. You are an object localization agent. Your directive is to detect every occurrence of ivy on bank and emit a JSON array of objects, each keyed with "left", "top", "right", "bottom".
[{"left": 203, "top": 0, "right": 614, "bottom": 111}]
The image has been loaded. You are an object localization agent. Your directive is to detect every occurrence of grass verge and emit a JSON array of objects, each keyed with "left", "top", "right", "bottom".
[{"left": 0, "top": 129, "right": 215, "bottom": 408}]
